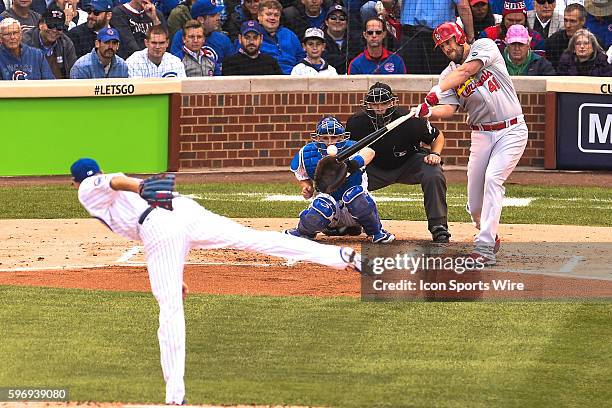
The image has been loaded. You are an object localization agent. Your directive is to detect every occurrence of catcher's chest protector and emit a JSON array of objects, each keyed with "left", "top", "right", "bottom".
[{"left": 302, "top": 143, "right": 325, "bottom": 179}]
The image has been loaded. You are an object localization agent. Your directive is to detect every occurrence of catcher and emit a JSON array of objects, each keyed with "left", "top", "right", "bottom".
[{"left": 284, "top": 116, "right": 395, "bottom": 244}]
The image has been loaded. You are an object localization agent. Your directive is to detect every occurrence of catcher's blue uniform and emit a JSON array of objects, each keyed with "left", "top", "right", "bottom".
[{"left": 287, "top": 139, "right": 394, "bottom": 243}]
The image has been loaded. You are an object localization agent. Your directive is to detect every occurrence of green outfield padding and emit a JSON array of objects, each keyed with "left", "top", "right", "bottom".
[{"left": 1, "top": 95, "right": 169, "bottom": 176}]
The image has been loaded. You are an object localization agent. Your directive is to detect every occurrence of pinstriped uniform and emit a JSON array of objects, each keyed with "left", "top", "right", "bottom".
[{"left": 77, "top": 173, "right": 356, "bottom": 405}]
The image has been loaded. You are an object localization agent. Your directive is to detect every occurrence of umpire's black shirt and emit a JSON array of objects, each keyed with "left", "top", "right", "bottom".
[{"left": 346, "top": 108, "right": 439, "bottom": 170}]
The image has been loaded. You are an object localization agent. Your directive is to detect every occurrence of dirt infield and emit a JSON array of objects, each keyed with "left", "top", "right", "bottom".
[{"left": 1, "top": 218, "right": 611, "bottom": 299}]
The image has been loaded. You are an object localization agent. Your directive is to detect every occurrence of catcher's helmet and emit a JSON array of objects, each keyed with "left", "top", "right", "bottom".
[
  {"left": 432, "top": 22, "right": 467, "bottom": 48},
  {"left": 311, "top": 116, "right": 349, "bottom": 152},
  {"left": 362, "top": 82, "right": 398, "bottom": 126}
]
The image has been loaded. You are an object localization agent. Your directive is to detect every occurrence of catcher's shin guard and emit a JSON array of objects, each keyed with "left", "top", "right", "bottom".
[
  {"left": 296, "top": 195, "right": 336, "bottom": 238},
  {"left": 342, "top": 186, "right": 382, "bottom": 236}
]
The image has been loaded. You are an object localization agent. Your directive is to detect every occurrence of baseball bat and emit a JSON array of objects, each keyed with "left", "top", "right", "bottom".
[{"left": 335, "top": 111, "right": 416, "bottom": 162}]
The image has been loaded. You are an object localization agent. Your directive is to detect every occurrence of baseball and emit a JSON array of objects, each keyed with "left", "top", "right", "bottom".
[{"left": 326, "top": 145, "right": 338, "bottom": 156}]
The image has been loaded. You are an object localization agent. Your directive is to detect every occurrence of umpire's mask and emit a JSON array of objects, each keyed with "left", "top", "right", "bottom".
[{"left": 362, "top": 82, "right": 398, "bottom": 129}]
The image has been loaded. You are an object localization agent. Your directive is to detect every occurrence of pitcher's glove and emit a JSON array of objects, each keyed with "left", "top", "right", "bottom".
[
  {"left": 314, "top": 156, "right": 348, "bottom": 194},
  {"left": 139, "top": 174, "right": 176, "bottom": 210}
]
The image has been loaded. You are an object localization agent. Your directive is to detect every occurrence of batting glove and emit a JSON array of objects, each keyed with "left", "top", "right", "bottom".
[
  {"left": 411, "top": 103, "right": 432, "bottom": 118},
  {"left": 425, "top": 85, "right": 443, "bottom": 107}
]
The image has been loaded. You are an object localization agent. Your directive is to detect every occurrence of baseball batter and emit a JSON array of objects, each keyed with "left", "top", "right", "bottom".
[
  {"left": 413, "top": 22, "right": 528, "bottom": 265},
  {"left": 69, "top": 158, "right": 361, "bottom": 405}
]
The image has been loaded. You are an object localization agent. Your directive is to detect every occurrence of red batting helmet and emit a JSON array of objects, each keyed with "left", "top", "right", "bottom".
[{"left": 432, "top": 22, "right": 467, "bottom": 47}]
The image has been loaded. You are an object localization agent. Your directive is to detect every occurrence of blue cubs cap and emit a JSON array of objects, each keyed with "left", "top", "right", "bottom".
[
  {"left": 89, "top": 0, "right": 113, "bottom": 12},
  {"left": 97, "top": 27, "right": 120, "bottom": 42},
  {"left": 326, "top": 4, "right": 347, "bottom": 18},
  {"left": 191, "top": 0, "right": 224, "bottom": 18},
  {"left": 240, "top": 20, "right": 263, "bottom": 36},
  {"left": 71, "top": 158, "right": 100, "bottom": 182}
]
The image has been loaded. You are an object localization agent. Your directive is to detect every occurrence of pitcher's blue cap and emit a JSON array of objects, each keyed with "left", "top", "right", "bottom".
[{"left": 71, "top": 158, "right": 100, "bottom": 182}]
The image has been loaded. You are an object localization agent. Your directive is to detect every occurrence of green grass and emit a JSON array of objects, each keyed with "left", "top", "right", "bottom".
[
  {"left": 1, "top": 183, "right": 612, "bottom": 226},
  {"left": 0, "top": 286, "right": 610, "bottom": 407}
]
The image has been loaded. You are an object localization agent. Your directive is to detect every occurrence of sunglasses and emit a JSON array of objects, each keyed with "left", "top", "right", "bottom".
[
  {"left": 47, "top": 23, "right": 65, "bottom": 31},
  {"left": 85, "top": 8, "right": 105, "bottom": 16},
  {"left": 365, "top": 30, "right": 383, "bottom": 35},
  {"left": 328, "top": 14, "right": 346, "bottom": 22},
  {"left": 535, "top": 0, "right": 555, "bottom": 4}
]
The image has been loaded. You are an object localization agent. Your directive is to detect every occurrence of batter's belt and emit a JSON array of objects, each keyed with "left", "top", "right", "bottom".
[{"left": 470, "top": 116, "right": 520, "bottom": 131}]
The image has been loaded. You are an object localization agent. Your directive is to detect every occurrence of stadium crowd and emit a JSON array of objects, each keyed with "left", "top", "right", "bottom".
[{"left": 0, "top": 0, "right": 610, "bottom": 79}]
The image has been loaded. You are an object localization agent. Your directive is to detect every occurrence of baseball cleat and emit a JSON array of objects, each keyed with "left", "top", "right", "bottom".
[
  {"left": 322, "top": 225, "right": 363, "bottom": 237},
  {"left": 340, "top": 247, "right": 362, "bottom": 273},
  {"left": 494, "top": 235, "right": 500, "bottom": 254},
  {"left": 284, "top": 228, "right": 316, "bottom": 240},
  {"left": 372, "top": 229, "right": 396, "bottom": 244},
  {"left": 431, "top": 225, "right": 451, "bottom": 243},
  {"left": 467, "top": 252, "right": 496, "bottom": 266}
]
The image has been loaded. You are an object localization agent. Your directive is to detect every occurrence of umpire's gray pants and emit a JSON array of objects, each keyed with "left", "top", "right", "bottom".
[{"left": 366, "top": 153, "right": 448, "bottom": 231}]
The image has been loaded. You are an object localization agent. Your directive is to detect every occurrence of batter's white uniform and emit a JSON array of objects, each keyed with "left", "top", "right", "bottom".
[
  {"left": 438, "top": 38, "right": 528, "bottom": 259},
  {"left": 77, "top": 172, "right": 358, "bottom": 404}
]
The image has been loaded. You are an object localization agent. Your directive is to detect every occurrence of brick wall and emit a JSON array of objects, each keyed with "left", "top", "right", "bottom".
[{"left": 178, "top": 77, "right": 547, "bottom": 169}]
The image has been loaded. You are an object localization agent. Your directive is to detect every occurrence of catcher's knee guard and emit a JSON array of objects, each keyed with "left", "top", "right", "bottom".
[
  {"left": 342, "top": 186, "right": 382, "bottom": 236},
  {"left": 297, "top": 195, "right": 336, "bottom": 238}
]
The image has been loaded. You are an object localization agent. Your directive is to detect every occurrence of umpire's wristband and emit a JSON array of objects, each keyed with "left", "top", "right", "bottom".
[{"left": 429, "top": 152, "right": 441, "bottom": 157}]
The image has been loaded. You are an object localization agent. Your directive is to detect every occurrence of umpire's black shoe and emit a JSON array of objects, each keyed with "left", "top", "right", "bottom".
[
  {"left": 431, "top": 225, "right": 451, "bottom": 243},
  {"left": 322, "top": 226, "right": 363, "bottom": 237}
]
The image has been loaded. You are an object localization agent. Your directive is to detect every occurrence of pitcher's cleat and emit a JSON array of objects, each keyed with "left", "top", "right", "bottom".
[{"left": 340, "top": 247, "right": 362, "bottom": 273}]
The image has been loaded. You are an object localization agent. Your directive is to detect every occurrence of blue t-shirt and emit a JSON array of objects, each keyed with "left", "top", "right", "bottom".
[{"left": 400, "top": 0, "right": 459, "bottom": 27}]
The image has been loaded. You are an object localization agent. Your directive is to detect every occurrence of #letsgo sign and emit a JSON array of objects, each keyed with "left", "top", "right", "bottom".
[
  {"left": 556, "top": 93, "right": 612, "bottom": 170},
  {"left": 578, "top": 103, "right": 612, "bottom": 154}
]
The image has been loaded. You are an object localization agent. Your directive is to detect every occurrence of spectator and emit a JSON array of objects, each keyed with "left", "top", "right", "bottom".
[
  {"left": 70, "top": 26, "right": 129, "bottom": 77},
  {"left": 170, "top": 0, "right": 235, "bottom": 74},
  {"left": 608, "top": 43, "right": 612, "bottom": 63},
  {"left": 399, "top": 0, "right": 475, "bottom": 74},
  {"left": 222, "top": 19, "right": 282, "bottom": 74},
  {"left": 282, "top": 0, "right": 330, "bottom": 39},
  {"left": 291, "top": 26, "right": 337, "bottom": 75},
  {"left": 257, "top": 0, "right": 304, "bottom": 74},
  {"left": 67, "top": 0, "right": 113, "bottom": 58},
  {"left": 110, "top": 0, "right": 166, "bottom": 59},
  {"left": 127, "top": 25, "right": 186, "bottom": 76},
  {"left": 348, "top": 16, "right": 406, "bottom": 74},
  {"left": 460, "top": 0, "right": 502, "bottom": 37},
  {"left": 180, "top": 19, "right": 215, "bottom": 75},
  {"left": 224, "top": 0, "right": 259, "bottom": 41},
  {"left": 480, "top": 0, "right": 546, "bottom": 54},
  {"left": 22, "top": 7, "right": 77, "bottom": 78},
  {"left": 557, "top": 28, "right": 612, "bottom": 75},
  {"left": 167, "top": 0, "right": 192, "bottom": 39},
  {"left": 0, "top": 18, "right": 54, "bottom": 79},
  {"left": 584, "top": 0, "right": 612, "bottom": 48},
  {"left": 55, "top": 0, "right": 88, "bottom": 29},
  {"left": 545, "top": 3, "right": 593, "bottom": 69},
  {"left": 527, "top": 0, "right": 563, "bottom": 38},
  {"left": 504, "top": 24, "right": 555, "bottom": 74},
  {"left": 0, "top": 0, "right": 42, "bottom": 32},
  {"left": 321, "top": 4, "right": 362, "bottom": 74}
]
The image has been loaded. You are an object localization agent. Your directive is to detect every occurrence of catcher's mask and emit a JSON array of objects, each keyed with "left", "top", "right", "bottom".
[
  {"left": 311, "top": 116, "right": 350, "bottom": 153},
  {"left": 362, "top": 82, "right": 398, "bottom": 128}
]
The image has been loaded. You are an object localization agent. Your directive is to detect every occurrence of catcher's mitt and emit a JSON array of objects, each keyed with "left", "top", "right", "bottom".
[
  {"left": 314, "top": 156, "right": 348, "bottom": 194},
  {"left": 139, "top": 174, "right": 176, "bottom": 210}
]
